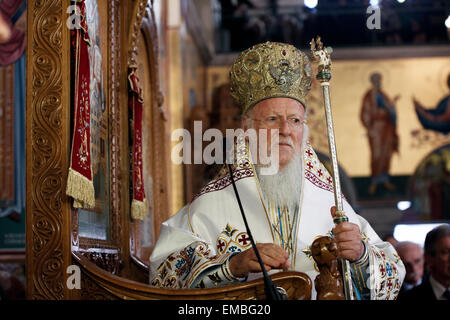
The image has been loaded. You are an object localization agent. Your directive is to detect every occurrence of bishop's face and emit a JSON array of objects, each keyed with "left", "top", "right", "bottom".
[{"left": 242, "top": 97, "right": 305, "bottom": 170}]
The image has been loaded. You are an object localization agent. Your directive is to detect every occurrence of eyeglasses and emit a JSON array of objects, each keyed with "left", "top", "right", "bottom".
[{"left": 249, "top": 115, "right": 306, "bottom": 129}]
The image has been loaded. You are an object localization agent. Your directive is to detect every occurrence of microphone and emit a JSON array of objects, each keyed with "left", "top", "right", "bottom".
[{"left": 223, "top": 138, "right": 286, "bottom": 300}]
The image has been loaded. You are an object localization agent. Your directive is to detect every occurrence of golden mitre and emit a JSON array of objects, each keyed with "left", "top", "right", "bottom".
[{"left": 229, "top": 41, "right": 313, "bottom": 114}]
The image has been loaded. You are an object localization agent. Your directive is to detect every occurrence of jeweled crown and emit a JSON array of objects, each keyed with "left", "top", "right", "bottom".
[{"left": 229, "top": 42, "right": 312, "bottom": 114}]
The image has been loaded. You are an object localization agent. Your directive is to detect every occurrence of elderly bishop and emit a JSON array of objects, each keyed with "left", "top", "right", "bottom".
[{"left": 149, "top": 42, "right": 405, "bottom": 300}]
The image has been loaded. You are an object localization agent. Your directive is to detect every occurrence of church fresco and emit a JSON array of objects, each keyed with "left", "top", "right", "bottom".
[{"left": 409, "top": 144, "right": 450, "bottom": 222}]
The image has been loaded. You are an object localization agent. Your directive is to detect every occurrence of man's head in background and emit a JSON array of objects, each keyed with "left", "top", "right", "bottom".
[{"left": 395, "top": 241, "right": 424, "bottom": 287}]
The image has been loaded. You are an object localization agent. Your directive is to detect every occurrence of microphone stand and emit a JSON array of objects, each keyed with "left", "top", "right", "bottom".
[{"left": 224, "top": 138, "right": 284, "bottom": 301}]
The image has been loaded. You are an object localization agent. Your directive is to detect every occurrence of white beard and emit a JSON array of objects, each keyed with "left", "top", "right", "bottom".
[
  {"left": 247, "top": 122, "right": 309, "bottom": 210},
  {"left": 255, "top": 151, "right": 302, "bottom": 210}
]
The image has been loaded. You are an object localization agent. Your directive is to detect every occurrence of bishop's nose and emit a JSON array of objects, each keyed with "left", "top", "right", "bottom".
[{"left": 278, "top": 118, "right": 291, "bottom": 136}]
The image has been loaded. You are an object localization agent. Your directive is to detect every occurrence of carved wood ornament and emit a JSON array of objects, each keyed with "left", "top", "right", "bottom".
[
  {"left": 26, "top": 0, "right": 149, "bottom": 299},
  {"left": 128, "top": 0, "right": 163, "bottom": 108},
  {"left": 26, "top": 0, "right": 73, "bottom": 299},
  {"left": 311, "top": 236, "right": 345, "bottom": 300}
]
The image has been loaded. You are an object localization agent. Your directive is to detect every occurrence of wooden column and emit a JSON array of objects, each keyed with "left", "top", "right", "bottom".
[{"left": 26, "top": 0, "right": 76, "bottom": 299}]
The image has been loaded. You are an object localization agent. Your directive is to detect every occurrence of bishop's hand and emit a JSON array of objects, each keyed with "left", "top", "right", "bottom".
[
  {"left": 330, "top": 206, "right": 364, "bottom": 262},
  {"left": 228, "top": 243, "right": 290, "bottom": 278}
]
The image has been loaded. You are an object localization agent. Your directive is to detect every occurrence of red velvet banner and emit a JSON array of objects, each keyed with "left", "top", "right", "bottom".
[
  {"left": 128, "top": 68, "right": 148, "bottom": 220},
  {"left": 66, "top": 0, "right": 95, "bottom": 208}
]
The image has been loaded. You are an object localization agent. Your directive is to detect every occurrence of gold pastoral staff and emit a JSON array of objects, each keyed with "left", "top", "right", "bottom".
[{"left": 310, "top": 36, "right": 355, "bottom": 300}]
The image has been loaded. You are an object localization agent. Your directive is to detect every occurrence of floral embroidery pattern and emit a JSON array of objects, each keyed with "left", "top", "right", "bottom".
[
  {"left": 372, "top": 248, "right": 401, "bottom": 300},
  {"left": 151, "top": 241, "right": 213, "bottom": 288},
  {"left": 216, "top": 224, "right": 252, "bottom": 255}
]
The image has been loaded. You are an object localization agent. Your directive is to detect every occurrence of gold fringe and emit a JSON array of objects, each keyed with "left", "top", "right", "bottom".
[
  {"left": 131, "top": 198, "right": 149, "bottom": 220},
  {"left": 73, "top": 199, "right": 86, "bottom": 209},
  {"left": 66, "top": 168, "right": 95, "bottom": 209}
]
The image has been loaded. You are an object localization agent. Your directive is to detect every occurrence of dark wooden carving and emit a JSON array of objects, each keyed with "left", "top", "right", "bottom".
[
  {"left": 26, "top": 0, "right": 146, "bottom": 300},
  {"left": 0, "top": 64, "right": 15, "bottom": 203},
  {"left": 26, "top": 0, "right": 74, "bottom": 300},
  {"left": 108, "top": 0, "right": 124, "bottom": 266},
  {"left": 129, "top": 0, "right": 164, "bottom": 112},
  {"left": 128, "top": 0, "right": 148, "bottom": 68},
  {"left": 74, "top": 252, "right": 312, "bottom": 300},
  {"left": 80, "top": 271, "right": 116, "bottom": 300},
  {"left": 78, "top": 251, "right": 123, "bottom": 275},
  {"left": 311, "top": 236, "right": 345, "bottom": 300}
]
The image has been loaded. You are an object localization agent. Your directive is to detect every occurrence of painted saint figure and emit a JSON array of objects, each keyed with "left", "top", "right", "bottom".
[
  {"left": 413, "top": 74, "right": 450, "bottom": 134},
  {"left": 360, "top": 73, "right": 399, "bottom": 195}
]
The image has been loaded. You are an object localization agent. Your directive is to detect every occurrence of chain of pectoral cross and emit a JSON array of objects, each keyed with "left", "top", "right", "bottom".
[{"left": 271, "top": 205, "right": 296, "bottom": 256}]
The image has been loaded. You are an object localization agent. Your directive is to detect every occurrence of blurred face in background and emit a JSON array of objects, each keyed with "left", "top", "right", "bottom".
[
  {"left": 426, "top": 236, "right": 450, "bottom": 286},
  {"left": 396, "top": 242, "right": 424, "bottom": 285}
]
